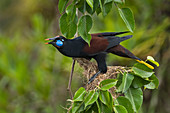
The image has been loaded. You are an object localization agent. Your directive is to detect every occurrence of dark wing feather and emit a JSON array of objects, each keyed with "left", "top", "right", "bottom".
[
  {"left": 106, "top": 35, "right": 133, "bottom": 49},
  {"left": 91, "top": 31, "right": 129, "bottom": 37}
]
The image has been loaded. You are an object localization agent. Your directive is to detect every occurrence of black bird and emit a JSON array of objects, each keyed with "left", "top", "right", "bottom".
[{"left": 45, "top": 31, "right": 154, "bottom": 83}]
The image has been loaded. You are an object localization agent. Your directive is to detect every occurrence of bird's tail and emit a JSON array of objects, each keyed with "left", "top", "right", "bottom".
[
  {"left": 136, "top": 59, "right": 155, "bottom": 69},
  {"left": 120, "top": 35, "right": 133, "bottom": 42}
]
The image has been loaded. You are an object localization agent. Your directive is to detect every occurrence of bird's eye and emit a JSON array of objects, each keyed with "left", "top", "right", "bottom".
[{"left": 56, "top": 40, "right": 63, "bottom": 47}]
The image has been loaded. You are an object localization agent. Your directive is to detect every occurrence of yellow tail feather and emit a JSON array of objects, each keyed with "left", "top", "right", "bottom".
[{"left": 136, "top": 60, "right": 154, "bottom": 69}]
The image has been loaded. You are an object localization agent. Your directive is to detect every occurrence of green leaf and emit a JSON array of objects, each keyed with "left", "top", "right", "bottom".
[
  {"left": 132, "top": 63, "right": 154, "bottom": 78},
  {"left": 96, "top": 6, "right": 102, "bottom": 15},
  {"left": 117, "top": 73, "right": 134, "bottom": 93},
  {"left": 99, "top": 79, "right": 118, "bottom": 90},
  {"left": 58, "top": 0, "right": 69, "bottom": 14},
  {"left": 146, "top": 56, "right": 159, "bottom": 67},
  {"left": 99, "top": 90, "right": 113, "bottom": 108},
  {"left": 114, "top": 96, "right": 134, "bottom": 113},
  {"left": 59, "top": 13, "right": 77, "bottom": 38},
  {"left": 144, "top": 74, "right": 159, "bottom": 89},
  {"left": 98, "top": 99, "right": 112, "bottom": 113},
  {"left": 86, "top": 0, "right": 93, "bottom": 9},
  {"left": 116, "top": 73, "right": 123, "bottom": 87},
  {"left": 118, "top": 8, "right": 135, "bottom": 32},
  {"left": 132, "top": 75, "right": 150, "bottom": 88},
  {"left": 72, "top": 101, "right": 84, "bottom": 113},
  {"left": 99, "top": 0, "right": 103, "bottom": 12},
  {"left": 114, "top": 0, "right": 125, "bottom": 4},
  {"left": 125, "top": 88, "right": 143, "bottom": 112},
  {"left": 103, "top": 1, "right": 113, "bottom": 17},
  {"left": 114, "top": 105, "right": 128, "bottom": 113},
  {"left": 66, "top": 4, "right": 76, "bottom": 22},
  {"left": 84, "top": 90, "right": 98, "bottom": 108},
  {"left": 78, "top": 15, "right": 93, "bottom": 45},
  {"left": 73, "top": 87, "right": 87, "bottom": 102}
]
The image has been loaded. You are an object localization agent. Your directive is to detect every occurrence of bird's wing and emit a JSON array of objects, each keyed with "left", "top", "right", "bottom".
[
  {"left": 83, "top": 35, "right": 133, "bottom": 55},
  {"left": 91, "top": 31, "right": 129, "bottom": 37}
]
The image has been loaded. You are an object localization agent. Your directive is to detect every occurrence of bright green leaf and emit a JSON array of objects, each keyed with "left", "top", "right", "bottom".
[
  {"left": 78, "top": 15, "right": 93, "bottom": 45},
  {"left": 114, "top": 0, "right": 125, "bottom": 4},
  {"left": 114, "top": 105, "right": 128, "bottom": 113},
  {"left": 84, "top": 90, "right": 98, "bottom": 108},
  {"left": 99, "top": 90, "right": 113, "bottom": 108},
  {"left": 132, "top": 75, "right": 150, "bottom": 88},
  {"left": 73, "top": 87, "right": 87, "bottom": 102},
  {"left": 144, "top": 74, "right": 159, "bottom": 89},
  {"left": 117, "top": 73, "right": 134, "bottom": 93},
  {"left": 118, "top": 8, "right": 135, "bottom": 32},
  {"left": 132, "top": 63, "right": 154, "bottom": 78},
  {"left": 58, "top": 0, "right": 69, "bottom": 14},
  {"left": 86, "top": 0, "right": 93, "bottom": 9},
  {"left": 99, "top": 79, "right": 117, "bottom": 90},
  {"left": 59, "top": 13, "right": 77, "bottom": 38},
  {"left": 114, "top": 96, "right": 134, "bottom": 113},
  {"left": 125, "top": 88, "right": 143, "bottom": 112}
]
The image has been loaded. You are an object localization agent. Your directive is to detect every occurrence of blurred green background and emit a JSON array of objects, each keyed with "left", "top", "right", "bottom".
[{"left": 0, "top": 0, "right": 169, "bottom": 113}]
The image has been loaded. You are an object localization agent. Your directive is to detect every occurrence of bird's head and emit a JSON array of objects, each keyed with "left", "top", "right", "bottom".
[{"left": 45, "top": 36, "right": 66, "bottom": 48}]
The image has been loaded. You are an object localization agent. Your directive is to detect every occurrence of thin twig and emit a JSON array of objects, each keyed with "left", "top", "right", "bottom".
[{"left": 67, "top": 59, "right": 76, "bottom": 99}]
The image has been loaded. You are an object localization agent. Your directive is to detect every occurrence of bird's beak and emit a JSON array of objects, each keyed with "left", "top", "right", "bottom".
[
  {"left": 45, "top": 37, "right": 55, "bottom": 44},
  {"left": 45, "top": 36, "right": 60, "bottom": 44},
  {"left": 45, "top": 42, "right": 52, "bottom": 44},
  {"left": 45, "top": 37, "right": 56, "bottom": 41}
]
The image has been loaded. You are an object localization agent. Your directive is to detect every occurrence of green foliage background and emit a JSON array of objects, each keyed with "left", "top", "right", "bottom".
[{"left": 0, "top": 0, "right": 169, "bottom": 113}]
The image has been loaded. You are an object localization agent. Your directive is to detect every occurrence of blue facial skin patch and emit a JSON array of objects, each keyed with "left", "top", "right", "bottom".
[{"left": 56, "top": 40, "right": 63, "bottom": 47}]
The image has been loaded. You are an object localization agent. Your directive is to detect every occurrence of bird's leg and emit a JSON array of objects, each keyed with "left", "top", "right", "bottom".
[
  {"left": 88, "top": 71, "right": 101, "bottom": 84},
  {"left": 67, "top": 59, "right": 75, "bottom": 99}
]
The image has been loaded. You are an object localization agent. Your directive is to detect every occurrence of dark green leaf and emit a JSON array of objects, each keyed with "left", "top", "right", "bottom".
[
  {"left": 125, "top": 88, "right": 143, "bottom": 112},
  {"left": 66, "top": 4, "right": 76, "bottom": 22},
  {"left": 114, "top": 105, "right": 128, "bottom": 113},
  {"left": 73, "top": 87, "right": 87, "bottom": 102},
  {"left": 132, "top": 63, "right": 154, "bottom": 78},
  {"left": 78, "top": 15, "right": 93, "bottom": 45},
  {"left": 116, "top": 73, "right": 123, "bottom": 87},
  {"left": 132, "top": 75, "right": 150, "bottom": 88},
  {"left": 144, "top": 74, "right": 159, "bottom": 89},
  {"left": 99, "top": 90, "right": 113, "bottom": 108},
  {"left": 72, "top": 101, "right": 84, "bottom": 113},
  {"left": 86, "top": 0, "right": 93, "bottom": 9},
  {"left": 58, "top": 0, "right": 69, "bottom": 14},
  {"left": 114, "top": 96, "right": 134, "bottom": 113},
  {"left": 117, "top": 73, "right": 134, "bottom": 93},
  {"left": 103, "top": 1, "right": 112, "bottom": 17},
  {"left": 98, "top": 99, "right": 112, "bottom": 113},
  {"left": 99, "top": 79, "right": 117, "bottom": 90},
  {"left": 78, "top": 0, "right": 86, "bottom": 14},
  {"left": 118, "top": 8, "right": 135, "bottom": 32},
  {"left": 96, "top": 6, "right": 102, "bottom": 15},
  {"left": 99, "top": 0, "right": 103, "bottom": 12},
  {"left": 84, "top": 90, "right": 98, "bottom": 108},
  {"left": 59, "top": 13, "right": 77, "bottom": 38}
]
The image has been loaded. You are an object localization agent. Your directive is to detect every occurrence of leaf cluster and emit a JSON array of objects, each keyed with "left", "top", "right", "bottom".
[
  {"left": 58, "top": 0, "right": 135, "bottom": 44},
  {"left": 68, "top": 57, "right": 159, "bottom": 113}
]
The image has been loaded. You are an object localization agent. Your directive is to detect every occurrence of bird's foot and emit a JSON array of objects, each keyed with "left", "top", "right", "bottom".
[{"left": 88, "top": 71, "right": 101, "bottom": 84}]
